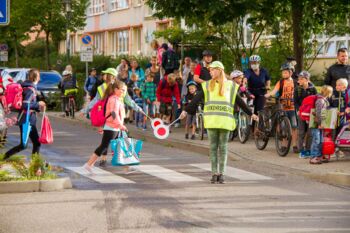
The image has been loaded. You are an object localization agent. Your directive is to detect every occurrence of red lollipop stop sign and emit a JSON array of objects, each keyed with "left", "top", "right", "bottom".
[{"left": 153, "top": 124, "right": 170, "bottom": 140}]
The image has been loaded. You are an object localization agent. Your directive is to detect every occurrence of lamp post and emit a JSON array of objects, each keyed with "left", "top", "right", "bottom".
[{"left": 64, "top": 0, "right": 72, "bottom": 64}]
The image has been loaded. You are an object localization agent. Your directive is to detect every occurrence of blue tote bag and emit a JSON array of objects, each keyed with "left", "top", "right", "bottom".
[
  {"left": 111, "top": 131, "right": 143, "bottom": 166},
  {"left": 22, "top": 101, "right": 31, "bottom": 147}
]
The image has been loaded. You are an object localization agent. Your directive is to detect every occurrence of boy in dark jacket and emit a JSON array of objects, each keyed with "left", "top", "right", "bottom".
[
  {"left": 183, "top": 81, "right": 197, "bottom": 139},
  {"left": 294, "top": 71, "right": 317, "bottom": 157}
]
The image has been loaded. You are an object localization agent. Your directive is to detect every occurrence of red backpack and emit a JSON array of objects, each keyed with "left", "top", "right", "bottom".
[
  {"left": 90, "top": 97, "right": 111, "bottom": 127},
  {"left": 298, "top": 95, "right": 322, "bottom": 122}
]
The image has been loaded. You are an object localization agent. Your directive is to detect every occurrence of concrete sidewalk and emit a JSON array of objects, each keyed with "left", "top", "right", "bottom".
[{"left": 48, "top": 112, "right": 350, "bottom": 187}]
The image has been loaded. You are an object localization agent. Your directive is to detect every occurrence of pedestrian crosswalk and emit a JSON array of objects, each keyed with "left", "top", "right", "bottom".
[{"left": 66, "top": 163, "right": 274, "bottom": 185}]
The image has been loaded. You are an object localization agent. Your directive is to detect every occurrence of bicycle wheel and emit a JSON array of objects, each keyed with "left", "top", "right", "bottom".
[
  {"left": 275, "top": 116, "right": 292, "bottom": 157},
  {"left": 254, "top": 112, "right": 269, "bottom": 150},
  {"left": 238, "top": 112, "right": 250, "bottom": 144},
  {"left": 69, "top": 98, "right": 75, "bottom": 119},
  {"left": 198, "top": 114, "right": 204, "bottom": 140}
]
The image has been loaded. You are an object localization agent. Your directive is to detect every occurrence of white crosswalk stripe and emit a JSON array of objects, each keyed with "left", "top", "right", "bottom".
[
  {"left": 136, "top": 165, "right": 203, "bottom": 182},
  {"left": 66, "top": 163, "right": 273, "bottom": 184},
  {"left": 66, "top": 166, "right": 135, "bottom": 184},
  {"left": 190, "top": 163, "right": 273, "bottom": 181}
]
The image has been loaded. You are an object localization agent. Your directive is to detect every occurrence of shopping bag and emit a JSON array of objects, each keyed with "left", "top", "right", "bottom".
[
  {"left": 38, "top": 111, "right": 53, "bottom": 144},
  {"left": 22, "top": 103, "right": 31, "bottom": 147},
  {"left": 111, "top": 131, "right": 143, "bottom": 166},
  {"left": 321, "top": 108, "right": 338, "bottom": 129}
]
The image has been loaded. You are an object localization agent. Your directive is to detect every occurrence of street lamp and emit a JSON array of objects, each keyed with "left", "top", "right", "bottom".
[{"left": 64, "top": 0, "right": 72, "bottom": 64}]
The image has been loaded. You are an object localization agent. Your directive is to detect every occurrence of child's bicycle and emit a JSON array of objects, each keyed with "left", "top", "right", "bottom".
[
  {"left": 254, "top": 97, "right": 293, "bottom": 157},
  {"left": 237, "top": 98, "right": 254, "bottom": 143},
  {"left": 195, "top": 105, "right": 205, "bottom": 140},
  {"left": 335, "top": 122, "right": 350, "bottom": 158}
]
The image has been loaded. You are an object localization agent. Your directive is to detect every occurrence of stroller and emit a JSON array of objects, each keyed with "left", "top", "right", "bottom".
[{"left": 335, "top": 122, "right": 350, "bottom": 157}]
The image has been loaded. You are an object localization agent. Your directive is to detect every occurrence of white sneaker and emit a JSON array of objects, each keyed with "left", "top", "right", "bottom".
[
  {"left": 174, "top": 123, "right": 180, "bottom": 128},
  {"left": 83, "top": 163, "right": 94, "bottom": 175},
  {"left": 124, "top": 166, "right": 138, "bottom": 174}
]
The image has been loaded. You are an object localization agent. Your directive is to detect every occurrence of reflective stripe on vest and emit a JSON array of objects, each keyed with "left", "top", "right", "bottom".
[
  {"left": 202, "top": 81, "right": 239, "bottom": 131},
  {"left": 97, "top": 83, "right": 107, "bottom": 98}
]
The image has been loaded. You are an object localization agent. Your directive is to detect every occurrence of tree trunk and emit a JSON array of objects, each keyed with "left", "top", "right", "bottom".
[
  {"left": 14, "top": 34, "right": 19, "bottom": 68},
  {"left": 45, "top": 31, "right": 50, "bottom": 70},
  {"left": 291, "top": 0, "right": 303, "bottom": 73}
]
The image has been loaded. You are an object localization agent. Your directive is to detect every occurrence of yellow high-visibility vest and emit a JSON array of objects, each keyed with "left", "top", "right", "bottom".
[{"left": 201, "top": 80, "right": 239, "bottom": 131}]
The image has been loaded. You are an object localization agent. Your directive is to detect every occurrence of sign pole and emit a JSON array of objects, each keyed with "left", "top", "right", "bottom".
[{"left": 86, "top": 62, "right": 88, "bottom": 84}]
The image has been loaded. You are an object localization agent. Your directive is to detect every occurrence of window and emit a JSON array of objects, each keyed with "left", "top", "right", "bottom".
[
  {"left": 132, "top": 28, "right": 142, "bottom": 54},
  {"left": 325, "top": 41, "right": 336, "bottom": 56},
  {"left": 88, "top": 0, "right": 105, "bottom": 16},
  {"left": 70, "top": 35, "right": 75, "bottom": 55},
  {"left": 118, "top": 30, "right": 129, "bottom": 54},
  {"left": 316, "top": 42, "right": 324, "bottom": 55},
  {"left": 110, "top": 0, "right": 129, "bottom": 10},
  {"left": 93, "top": 33, "right": 104, "bottom": 55},
  {"left": 337, "top": 41, "right": 347, "bottom": 50},
  {"left": 133, "top": 0, "right": 142, "bottom": 7},
  {"left": 110, "top": 32, "right": 118, "bottom": 58}
]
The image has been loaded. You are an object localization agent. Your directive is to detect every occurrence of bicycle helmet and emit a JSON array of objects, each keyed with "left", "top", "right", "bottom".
[
  {"left": 62, "top": 70, "right": 72, "bottom": 76},
  {"left": 202, "top": 50, "right": 214, "bottom": 56},
  {"left": 230, "top": 70, "right": 244, "bottom": 79},
  {"left": 298, "top": 70, "right": 311, "bottom": 79},
  {"left": 249, "top": 55, "right": 261, "bottom": 62},
  {"left": 186, "top": 81, "right": 198, "bottom": 87},
  {"left": 280, "top": 63, "right": 294, "bottom": 71}
]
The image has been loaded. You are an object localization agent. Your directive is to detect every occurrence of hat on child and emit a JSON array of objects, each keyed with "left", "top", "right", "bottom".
[{"left": 298, "top": 70, "right": 311, "bottom": 79}]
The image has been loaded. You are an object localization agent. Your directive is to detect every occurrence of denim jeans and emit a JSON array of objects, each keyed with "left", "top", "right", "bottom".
[
  {"left": 134, "top": 111, "right": 144, "bottom": 128},
  {"left": 207, "top": 129, "right": 230, "bottom": 175},
  {"left": 297, "top": 117, "right": 311, "bottom": 151},
  {"left": 310, "top": 128, "right": 322, "bottom": 158}
]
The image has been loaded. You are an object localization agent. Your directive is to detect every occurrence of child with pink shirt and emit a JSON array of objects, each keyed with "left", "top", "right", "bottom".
[{"left": 83, "top": 80, "right": 127, "bottom": 172}]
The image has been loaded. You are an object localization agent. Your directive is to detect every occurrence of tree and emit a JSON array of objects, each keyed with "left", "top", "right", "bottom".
[
  {"left": 0, "top": 0, "right": 37, "bottom": 67},
  {"left": 30, "top": 0, "right": 89, "bottom": 69},
  {"left": 147, "top": 0, "right": 350, "bottom": 73}
]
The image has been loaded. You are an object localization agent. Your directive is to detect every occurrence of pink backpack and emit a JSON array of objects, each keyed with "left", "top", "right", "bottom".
[
  {"left": 90, "top": 97, "right": 111, "bottom": 127},
  {"left": 5, "top": 83, "right": 24, "bottom": 110},
  {"left": 5, "top": 83, "right": 35, "bottom": 111}
]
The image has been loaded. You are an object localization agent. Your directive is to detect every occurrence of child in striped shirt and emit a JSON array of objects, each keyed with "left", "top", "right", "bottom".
[{"left": 141, "top": 73, "right": 157, "bottom": 129}]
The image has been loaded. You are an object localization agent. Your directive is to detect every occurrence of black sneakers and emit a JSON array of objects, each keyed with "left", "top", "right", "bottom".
[
  {"left": 185, "top": 133, "right": 189, "bottom": 139},
  {"left": 217, "top": 174, "right": 225, "bottom": 184},
  {"left": 210, "top": 175, "right": 218, "bottom": 184}
]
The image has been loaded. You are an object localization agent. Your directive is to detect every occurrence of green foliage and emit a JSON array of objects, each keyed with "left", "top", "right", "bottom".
[
  {"left": 0, "top": 170, "right": 12, "bottom": 182},
  {"left": 257, "top": 40, "right": 294, "bottom": 85}
]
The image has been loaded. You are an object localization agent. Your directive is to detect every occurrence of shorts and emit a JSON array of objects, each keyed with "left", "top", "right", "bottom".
[
  {"left": 159, "top": 102, "right": 172, "bottom": 116},
  {"left": 286, "top": 110, "right": 298, "bottom": 129},
  {"left": 143, "top": 102, "right": 154, "bottom": 115},
  {"left": 186, "top": 114, "right": 196, "bottom": 126}
]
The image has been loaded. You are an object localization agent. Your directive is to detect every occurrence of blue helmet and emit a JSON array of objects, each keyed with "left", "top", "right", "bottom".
[{"left": 186, "top": 81, "right": 198, "bottom": 87}]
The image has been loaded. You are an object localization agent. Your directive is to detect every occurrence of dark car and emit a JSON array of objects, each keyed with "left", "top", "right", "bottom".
[{"left": 15, "top": 69, "right": 62, "bottom": 108}]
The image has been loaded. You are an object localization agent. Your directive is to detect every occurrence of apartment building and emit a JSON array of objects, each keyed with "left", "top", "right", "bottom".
[{"left": 59, "top": 0, "right": 171, "bottom": 57}]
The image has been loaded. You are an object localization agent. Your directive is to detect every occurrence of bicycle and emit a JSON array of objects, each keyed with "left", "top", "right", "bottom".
[
  {"left": 195, "top": 104, "right": 205, "bottom": 140},
  {"left": 237, "top": 98, "right": 254, "bottom": 143},
  {"left": 254, "top": 97, "right": 293, "bottom": 157},
  {"left": 63, "top": 89, "right": 78, "bottom": 119}
]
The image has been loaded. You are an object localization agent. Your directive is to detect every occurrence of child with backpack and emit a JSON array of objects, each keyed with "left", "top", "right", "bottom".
[
  {"left": 83, "top": 80, "right": 127, "bottom": 173},
  {"left": 156, "top": 73, "right": 181, "bottom": 124},
  {"left": 4, "top": 69, "right": 46, "bottom": 160},
  {"left": 265, "top": 63, "right": 298, "bottom": 153},
  {"left": 133, "top": 87, "right": 144, "bottom": 129},
  {"left": 183, "top": 81, "right": 198, "bottom": 139},
  {"left": 294, "top": 71, "right": 317, "bottom": 157},
  {"left": 140, "top": 73, "right": 157, "bottom": 129},
  {"left": 309, "top": 85, "right": 333, "bottom": 164}
]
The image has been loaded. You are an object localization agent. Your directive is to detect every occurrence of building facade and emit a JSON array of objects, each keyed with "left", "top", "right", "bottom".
[{"left": 59, "top": 0, "right": 171, "bottom": 57}]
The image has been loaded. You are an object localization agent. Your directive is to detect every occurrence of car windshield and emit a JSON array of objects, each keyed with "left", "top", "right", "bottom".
[{"left": 39, "top": 72, "right": 61, "bottom": 85}]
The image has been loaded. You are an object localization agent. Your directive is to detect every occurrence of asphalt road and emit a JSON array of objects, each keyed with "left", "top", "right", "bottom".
[{"left": 0, "top": 116, "right": 350, "bottom": 233}]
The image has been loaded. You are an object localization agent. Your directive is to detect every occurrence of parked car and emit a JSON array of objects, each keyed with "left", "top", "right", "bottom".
[{"left": 14, "top": 69, "right": 62, "bottom": 108}]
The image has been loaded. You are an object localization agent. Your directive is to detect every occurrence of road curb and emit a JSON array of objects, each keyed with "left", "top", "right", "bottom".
[
  {"left": 47, "top": 112, "right": 350, "bottom": 187},
  {"left": 0, "top": 177, "right": 72, "bottom": 194}
]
